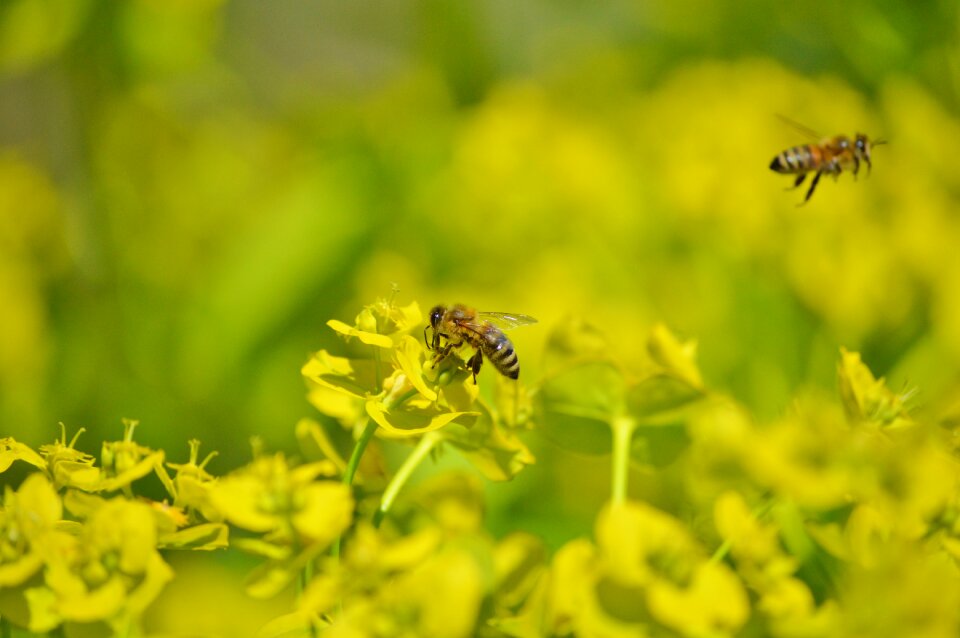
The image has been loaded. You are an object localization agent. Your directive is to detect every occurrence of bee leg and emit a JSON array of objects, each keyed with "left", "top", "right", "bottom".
[
  {"left": 432, "top": 340, "right": 455, "bottom": 368},
  {"left": 800, "top": 169, "right": 823, "bottom": 205},
  {"left": 466, "top": 350, "right": 483, "bottom": 384},
  {"left": 786, "top": 173, "right": 807, "bottom": 191},
  {"left": 865, "top": 156, "right": 872, "bottom": 177},
  {"left": 852, "top": 155, "right": 860, "bottom": 180}
]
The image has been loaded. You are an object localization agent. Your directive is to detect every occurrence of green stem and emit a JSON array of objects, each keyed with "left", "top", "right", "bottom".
[
  {"left": 303, "top": 562, "right": 318, "bottom": 638},
  {"left": 332, "top": 387, "right": 421, "bottom": 558},
  {"left": 709, "top": 538, "right": 734, "bottom": 564},
  {"left": 342, "top": 419, "right": 380, "bottom": 489},
  {"left": 2, "top": 616, "right": 10, "bottom": 638},
  {"left": 373, "top": 432, "right": 440, "bottom": 528},
  {"left": 610, "top": 415, "right": 636, "bottom": 506},
  {"left": 331, "top": 418, "right": 379, "bottom": 561}
]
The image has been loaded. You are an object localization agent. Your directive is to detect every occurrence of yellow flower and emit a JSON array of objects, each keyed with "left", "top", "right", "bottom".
[
  {"left": 25, "top": 498, "right": 173, "bottom": 633},
  {"left": 301, "top": 522, "right": 485, "bottom": 638},
  {"left": 741, "top": 401, "right": 856, "bottom": 509},
  {"left": 164, "top": 438, "right": 221, "bottom": 522},
  {"left": 544, "top": 500, "right": 749, "bottom": 637},
  {"left": 837, "top": 348, "right": 913, "bottom": 428},
  {"left": 38, "top": 426, "right": 100, "bottom": 491},
  {"left": 98, "top": 419, "right": 168, "bottom": 493},
  {"left": 210, "top": 452, "right": 352, "bottom": 546},
  {"left": 327, "top": 299, "right": 422, "bottom": 349},
  {"left": 0, "top": 474, "right": 61, "bottom": 588},
  {"left": 0, "top": 436, "right": 46, "bottom": 474}
]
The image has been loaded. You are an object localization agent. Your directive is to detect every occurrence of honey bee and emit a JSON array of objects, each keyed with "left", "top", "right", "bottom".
[
  {"left": 425, "top": 304, "right": 537, "bottom": 383},
  {"left": 769, "top": 116, "right": 886, "bottom": 203}
]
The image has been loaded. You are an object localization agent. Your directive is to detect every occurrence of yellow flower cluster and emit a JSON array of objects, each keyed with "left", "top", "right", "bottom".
[
  {"left": 4, "top": 299, "right": 959, "bottom": 637},
  {"left": 0, "top": 424, "right": 224, "bottom": 635}
]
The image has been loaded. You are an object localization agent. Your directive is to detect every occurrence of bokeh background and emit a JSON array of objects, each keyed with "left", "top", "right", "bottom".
[{"left": 2, "top": 0, "right": 960, "bottom": 631}]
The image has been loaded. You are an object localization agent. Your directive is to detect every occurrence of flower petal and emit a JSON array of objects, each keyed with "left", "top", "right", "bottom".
[
  {"left": 366, "top": 400, "right": 476, "bottom": 438},
  {"left": 327, "top": 319, "right": 394, "bottom": 348}
]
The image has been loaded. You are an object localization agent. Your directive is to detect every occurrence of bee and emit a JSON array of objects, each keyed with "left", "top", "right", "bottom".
[
  {"left": 425, "top": 304, "right": 537, "bottom": 383},
  {"left": 769, "top": 116, "right": 886, "bottom": 203}
]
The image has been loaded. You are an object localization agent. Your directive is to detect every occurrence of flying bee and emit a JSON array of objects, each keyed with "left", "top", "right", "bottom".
[
  {"left": 425, "top": 304, "right": 537, "bottom": 383},
  {"left": 769, "top": 116, "right": 886, "bottom": 204}
]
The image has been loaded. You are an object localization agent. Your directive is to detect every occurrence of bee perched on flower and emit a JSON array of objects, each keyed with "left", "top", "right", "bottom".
[{"left": 425, "top": 304, "right": 537, "bottom": 383}]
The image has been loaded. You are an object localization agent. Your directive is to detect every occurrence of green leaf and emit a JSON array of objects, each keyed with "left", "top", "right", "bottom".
[
  {"left": 536, "top": 361, "right": 625, "bottom": 455},
  {"left": 542, "top": 317, "right": 611, "bottom": 370},
  {"left": 541, "top": 361, "right": 625, "bottom": 421},
  {"left": 625, "top": 373, "right": 704, "bottom": 419},
  {"left": 629, "top": 419, "right": 691, "bottom": 469}
]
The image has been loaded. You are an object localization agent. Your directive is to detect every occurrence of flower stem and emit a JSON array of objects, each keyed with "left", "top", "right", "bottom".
[
  {"left": 373, "top": 432, "right": 440, "bottom": 528},
  {"left": 331, "top": 418, "right": 380, "bottom": 561},
  {"left": 611, "top": 415, "right": 636, "bottom": 506},
  {"left": 1, "top": 617, "right": 10, "bottom": 638},
  {"left": 331, "top": 387, "right": 421, "bottom": 559},
  {"left": 342, "top": 419, "right": 380, "bottom": 489}
]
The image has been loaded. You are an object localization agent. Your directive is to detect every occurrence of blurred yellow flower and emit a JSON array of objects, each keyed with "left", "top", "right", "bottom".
[{"left": 210, "top": 452, "right": 351, "bottom": 547}]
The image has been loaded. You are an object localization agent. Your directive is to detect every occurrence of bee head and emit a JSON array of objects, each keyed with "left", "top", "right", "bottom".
[
  {"left": 429, "top": 305, "right": 445, "bottom": 329},
  {"left": 854, "top": 133, "right": 868, "bottom": 156},
  {"left": 425, "top": 305, "right": 446, "bottom": 349}
]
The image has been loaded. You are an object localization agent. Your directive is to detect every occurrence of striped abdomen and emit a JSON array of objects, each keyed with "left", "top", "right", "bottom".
[
  {"left": 769, "top": 144, "right": 823, "bottom": 174},
  {"left": 480, "top": 326, "right": 520, "bottom": 379}
]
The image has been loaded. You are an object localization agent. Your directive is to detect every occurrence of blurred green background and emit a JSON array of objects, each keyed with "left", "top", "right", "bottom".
[{"left": 3, "top": 0, "right": 960, "bottom": 547}]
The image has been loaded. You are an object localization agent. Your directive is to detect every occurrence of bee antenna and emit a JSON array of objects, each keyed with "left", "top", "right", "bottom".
[
  {"left": 424, "top": 325, "right": 431, "bottom": 349},
  {"left": 873, "top": 139, "right": 888, "bottom": 146}
]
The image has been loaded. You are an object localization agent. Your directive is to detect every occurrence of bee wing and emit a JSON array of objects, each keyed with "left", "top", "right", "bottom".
[
  {"left": 776, "top": 114, "right": 822, "bottom": 142},
  {"left": 476, "top": 311, "right": 538, "bottom": 331}
]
